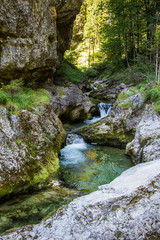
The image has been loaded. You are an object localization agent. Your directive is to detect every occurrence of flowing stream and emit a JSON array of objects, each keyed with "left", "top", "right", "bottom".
[
  {"left": 60, "top": 103, "right": 132, "bottom": 193},
  {"left": 0, "top": 103, "right": 133, "bottom": 234}
]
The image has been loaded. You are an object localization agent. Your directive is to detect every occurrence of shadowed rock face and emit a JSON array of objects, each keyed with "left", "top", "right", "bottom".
[{"left": 0, "top": 0, "right": 83, "bottom": 83}]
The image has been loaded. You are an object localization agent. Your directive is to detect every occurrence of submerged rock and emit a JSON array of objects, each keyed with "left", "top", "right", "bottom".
[
  {"left": 1, "top": 160, "right": 160, "bottom": 240},
  {"left": 0, "top": 0, "right": 82, "bottom": 83},
  {"left": 0, "top": 104, "right": 66, "bottom": 198},
  {"left": 0, "top": 184, "right": 79, "bottom": 234},
  {"left": 51, "top": 84, "right": 94, "bottom": 122}
]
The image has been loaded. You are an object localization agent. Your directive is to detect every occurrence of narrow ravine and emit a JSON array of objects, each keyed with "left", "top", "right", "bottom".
[{"left": 0, "top": 104, "right": 132, "bottom": 234}]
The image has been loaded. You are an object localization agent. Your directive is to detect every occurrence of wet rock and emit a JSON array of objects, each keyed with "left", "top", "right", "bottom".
[
  {"left": 1, "top": 159, "right": 160, "bottom": 240},
  {"left": 0, "top": 0, "right": 82, "bottom": 83},
  {"left": 51, "top": 84, "right": 94, "bottom": 122},
  {"left": 0, "top": 103, "right": 66, "bottom": 198}
]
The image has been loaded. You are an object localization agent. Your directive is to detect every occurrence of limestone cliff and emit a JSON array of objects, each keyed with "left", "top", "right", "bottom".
[{"left": 0, "top": 0, "right": 83, "bottom": 83}]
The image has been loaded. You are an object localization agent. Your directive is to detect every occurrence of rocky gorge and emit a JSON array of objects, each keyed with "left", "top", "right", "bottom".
[
  {"left": 1, "top": 80, "right": 160, "bottom": 239},
  {"left": 0, "top": 0, "right": 160, "bottom": 239}
]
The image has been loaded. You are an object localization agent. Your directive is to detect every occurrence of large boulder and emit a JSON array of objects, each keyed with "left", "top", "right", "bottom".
[
  {"left": 51, "top": 84, "right": 94, "bottom": 122},
  {"left": 0, "top": 103, "right": 66, "bottom": 198},
  {"left": 0, "top": 0, "right": 83, "bottom": 83},
  {"left": 1, "top": 160, "right": 160, "bottom": 239},
  {"left": 89, "top": 81, "right": 127, "bottom": 102},
  {"left": 77, "top": 93, "right": 144, "bottom": 148},
  {"left": 126, "top": 108, "right": 160, "bottom": 163}
]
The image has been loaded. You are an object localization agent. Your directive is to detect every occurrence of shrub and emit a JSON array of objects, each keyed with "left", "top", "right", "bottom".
[
  {"left": 56, "top": 60, "right": 87, "bottom": 83},
  {"left": 84, "top": 67, "right": 98, "bottom": 78},
  {"left": 119, "top": 101, "right": 132, "bottom": 109}
]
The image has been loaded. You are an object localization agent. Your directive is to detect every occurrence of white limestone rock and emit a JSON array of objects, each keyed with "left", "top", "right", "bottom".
[{"left": 1, "top": 160, "right": 160, "bottom": 240}]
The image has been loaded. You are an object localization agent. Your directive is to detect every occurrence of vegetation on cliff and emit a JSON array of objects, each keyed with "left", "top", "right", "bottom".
[{"left": 0, "top": 79, "right": 50, "bottom": 114}]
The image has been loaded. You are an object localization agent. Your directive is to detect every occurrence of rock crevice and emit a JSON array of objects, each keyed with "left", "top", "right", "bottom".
[{"left": 0, "top": 0, "right": 83, "bottom": 83}]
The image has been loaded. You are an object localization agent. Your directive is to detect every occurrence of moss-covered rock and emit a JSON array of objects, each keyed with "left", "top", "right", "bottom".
[
  {"left": 77, "top": 112, "right": 134, "bottom": 148},
  {"left": 0, "top": 100, "right": 66, "bottom": 199},
  {"left": 77, "top": 92, "right": 146, "bottom": 150}
]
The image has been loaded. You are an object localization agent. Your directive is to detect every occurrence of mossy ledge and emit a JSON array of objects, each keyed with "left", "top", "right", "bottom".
[{"left": 0, "top": 91, "right": 66, "bottom": 199}]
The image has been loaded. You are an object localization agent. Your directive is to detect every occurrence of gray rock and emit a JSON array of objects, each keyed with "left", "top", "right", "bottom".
[
  {"left": 90, "top": 82, "right": 128, "bottom": 103},
  {"left": 0, "top": 104, "right": 66, "bottom": 198},
  {"left": 51, "top": 84, "right": 94, "bottom": 122},
  {"left": 143, "top": 138, "right": 160, "bottom": 162},
  {"left": 0, "top": 0, "right": 82, "bottom": 82},
  {"left": 1, "top": 160, "right": 160, "bottom": 240},
  {"left": 118, "top": 93, "right": 144, "bottom": 109}
]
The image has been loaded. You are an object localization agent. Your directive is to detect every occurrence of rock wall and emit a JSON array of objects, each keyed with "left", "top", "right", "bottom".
[
  {"left": 0, "top": 0, "right": 83, "bottom": 83},
  {"left": 1, "top": 159, "right": 160, "bottom": 240},
  {"left": 0, "top": 103, "right": 66, "bottom": 198}
]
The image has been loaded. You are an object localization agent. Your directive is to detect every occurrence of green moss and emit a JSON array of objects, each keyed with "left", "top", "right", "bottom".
[
  {"left": 90, "top": 97, "right": 100, "bottom": 105},
  {"left": 58, "top": 89, "right": 66, "bottom": 96},
  {"left": 117, "top": 87, "right": 138, "bottom": 101},
  {"left": 31, "top": 150, "right": 59, "bottom": 185},
  {"left": 16, "top": 138, "right": 22, "bottom": 145},
  {"left": 115, "top": 230, "right": 122, "bottom": 238}
]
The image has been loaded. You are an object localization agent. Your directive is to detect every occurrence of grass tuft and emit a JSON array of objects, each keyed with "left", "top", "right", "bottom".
[{"left": 0, "top": 79, "right": 50, "bottom": 113}]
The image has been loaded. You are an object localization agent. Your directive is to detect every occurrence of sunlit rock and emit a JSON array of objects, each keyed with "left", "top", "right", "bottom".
[{"left": 1, "top": 159, "right": 160, "bottom": 240}]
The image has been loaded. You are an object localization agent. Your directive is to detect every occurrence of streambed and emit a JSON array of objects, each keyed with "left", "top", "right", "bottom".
[
  {"left": 0, "top": 104, "right": 133, "bottom": 234},
  {"left": 60, "top": 134, "right": 132, "bottom": 193}
]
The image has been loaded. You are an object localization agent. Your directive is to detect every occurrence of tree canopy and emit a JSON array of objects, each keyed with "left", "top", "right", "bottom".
[{"left": 65, "top": 0, "right": 160, "bottom": 78}]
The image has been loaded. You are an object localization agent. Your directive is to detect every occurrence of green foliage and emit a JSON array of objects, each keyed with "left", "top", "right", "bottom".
[
  {"left": 0, "top": 79, "right": 50, "bottom": 113},
  {"left": 55, "top": 60, "right": 87, "bottom": 83},
  {"left": 84, "top": 67, "right": 99, "bottom": 78},
  {"left": 148, "top": 88, "right": 160, "bottom": 101},
  {"left": 119, "top": 101, "right": 132, "bottom": 109},
  {"left": 117, "top": 87, "right": 138, "bottom": 101},
  {"left": 67, "top": 0, "right": 160, "bottom": 76}
]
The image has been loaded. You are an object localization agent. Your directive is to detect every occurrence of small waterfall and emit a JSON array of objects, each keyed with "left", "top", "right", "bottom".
[
  {"left": 61, "top": 133, "right": 88, "bottom": 166},
  {"left": 84, "top": 103, "right": 112, "bottom": 125},
  {"left": 98, "top": 103, "right": 112, "bottom": 118},
  {"left": 66, "top": 133, "right": 85, "bottom": 145},
  {"left": 136, "top": 145, "right": 146, "bottom": 164}
]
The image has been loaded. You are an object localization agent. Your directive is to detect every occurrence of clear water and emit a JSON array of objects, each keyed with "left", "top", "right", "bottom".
[
  {"left": 60, "top": 134, "right": 132, "bottom": 193},
  {"left": 0, "top": 186, "right": 80, "bottom": 234}
]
